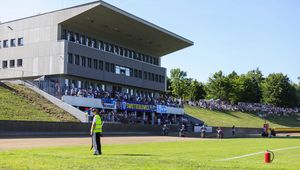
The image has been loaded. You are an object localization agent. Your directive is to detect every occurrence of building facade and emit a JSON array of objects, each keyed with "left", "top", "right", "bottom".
[{"left": 0, "top": 1, "right": 193, "bottom": 97}]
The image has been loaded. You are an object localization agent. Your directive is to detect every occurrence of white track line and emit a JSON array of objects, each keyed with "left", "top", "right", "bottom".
[{"left": 216, "top": 146, "right": 300, "bottom": 161}]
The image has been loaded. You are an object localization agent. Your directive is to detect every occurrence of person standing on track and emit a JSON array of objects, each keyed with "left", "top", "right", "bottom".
[{"left": 90, "top": 108, "right": 103, "bottom": 155}]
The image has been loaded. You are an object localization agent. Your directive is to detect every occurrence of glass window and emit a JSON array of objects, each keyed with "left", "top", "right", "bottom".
[
  {"left": 125, "top": 68, "right": 130, "bottom": 76},
  {"left": 105, "top": 62, "right": 110, "bottom": 72},
  {"left": 142, "top": 55, "right": 146, "bottom": 62},
  {"left": 120, "top": 47, "right": 123, "bottom": 56},
  {"left": 120, "top": 67, "right": 126, "bottom": 75},
  {"left": 154, "top": 58, "right": 158, "bottom": 65},
  {"left": 114, "top": 46, "right": 119, "bottom": 54},
  {"left": 99, "top": 60, "right": 103, "bottom": 70},
  {"left": 9, "top": 60, "right": 15, "bottom": 68},
  {"left": 148, "top": 72, "right": 151, "bottom": 81},
  {"left": 2, "top": 61, "right": 8, "bottom": 68},
  {"left": 144, "top": 71, "right": 147, "bottom": 80},
  {"left": 75, "top": 33, "right": 80, "bottom": 43},
  {"left": 68, "top": 53, "right": 73, "bottom": 64},
  {"left": 105, "top": 43, "right": 109, "bottom": 52},
  {"left": 146, "top": 55, "right": 149, "bottom": 63},
  {"left": 87, "top": 58, "right": 92, "bottom": 68},
  {"left": 61, "top": 29, "right": 67, "bottom": 40},
  {"left": 124, "top": 49, "right": 128, "bottom": 57},
  {"left": 159, "top": 75, "right": 162, "bottom": 83},
  {"left": 130, "top": 68, "right": 133, "bottom": 77},
  {"left": 80, "top": 35, "right": 86, "bottom": 45},
  {"left": 128, "top": 50, "right": 132, "bottom": 58},
  {"left": 10, "top": 39, "right": 16, "bottom": 47},
  {"left": 99, "top": 41, "right": 104, "bottom": 50},
  {"left": 17, "top": 59, "right": 23, "bottom": 67},
  {"left": 75, "top": 55, "right": 80, "bottom": 65},
  {"left": 67, "top": 31, "right": 71, "bottom": 41},
  {"left": 81, "top": 56, "right": 86, "bottom": 67},
  {"left": 139, "top": 70, "right": 142, "bottom": 79},
  {"left": 3, "top": 40, "right": 9, "bottom": 48},
  {"left": 18, "top": 38, "right": 24, "bottom": 46},
  {"left": 110, "top": 44, "right": 114, "bottom": 53},
  {"left": 93, "top": 59, "right": 98, "bottom": 69},
  {"left": 110, "top": 63, "right": 115, "bottom": 72},
  {"left": 134, "top": 69, "right": 138, "bottom": 78},
  {"left": 115, "top": 66, "right": 120, "bottom": 74},
  {"left": 150, "top": 57, "right": 153, "bottom": 64},
  {"left": 87, "top": 37, "right": 92, "bottom": 47},
  {"left": 91, "top": 39, "right": 95, "bottom": 48},
  {"left": 69, "top": 32, "right": 75, "bottom": 42},
  {"left": 0, "top": 41, "right": 2, "bottom": 48}
]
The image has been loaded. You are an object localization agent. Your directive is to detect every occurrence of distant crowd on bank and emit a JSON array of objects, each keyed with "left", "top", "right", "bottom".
[{"left": 188, "top": 99, "right": 298, "bottom": 117}]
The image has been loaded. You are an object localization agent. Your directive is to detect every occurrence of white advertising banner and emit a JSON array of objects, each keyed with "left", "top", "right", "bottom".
[
  {"left": 156, "top": 105, "right": 184, "bottom": 115},
  {"left": 62, "top": 95, "right": 103, "bottom": 108}
]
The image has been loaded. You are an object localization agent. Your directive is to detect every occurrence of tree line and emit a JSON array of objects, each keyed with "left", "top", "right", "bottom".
[{"left": 168, "top": 68, "right": 300, "bottom": 108}]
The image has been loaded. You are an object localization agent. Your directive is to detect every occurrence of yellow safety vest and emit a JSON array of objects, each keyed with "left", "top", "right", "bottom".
[{"left": 94, "top": 115, "right": 102, "bottom": 133}]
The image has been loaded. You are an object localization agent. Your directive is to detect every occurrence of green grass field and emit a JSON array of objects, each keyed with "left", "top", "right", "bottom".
[
  {"left": 1, "top": 138, "right": 300, "bottom": 170},
  {"left": 185, "top": 105, "right": 300, "bottom": 128},
  {"left": 0, "top": 83, "right": 78, "bottom": 122}
]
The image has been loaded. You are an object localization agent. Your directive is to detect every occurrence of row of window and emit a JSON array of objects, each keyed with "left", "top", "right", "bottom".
[
  {"left": 1, "top": 59, "right": 23, "bottom": 69},
  {"left": 0, "top": 38, "right": 24, "bottom": 48},
  {"left": 62, "top": 29, "right": 159, "bottom": 66},
  {"left": 68, "top": 53, "right": 165, "bottom": 83}
]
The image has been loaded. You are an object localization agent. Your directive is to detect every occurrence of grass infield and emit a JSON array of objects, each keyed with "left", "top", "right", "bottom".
[{"left": 0, "top": 138, "right": 300, "bottom": 170}]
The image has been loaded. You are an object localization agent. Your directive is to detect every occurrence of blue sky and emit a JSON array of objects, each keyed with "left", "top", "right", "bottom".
[{"left": 1, "top": 0, "right": 299, "bottom": 83}]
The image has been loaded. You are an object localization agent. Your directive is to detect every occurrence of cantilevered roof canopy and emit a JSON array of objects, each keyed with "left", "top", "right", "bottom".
[{"left": 60, "top": 1, "right": 193, "bottom": 57}]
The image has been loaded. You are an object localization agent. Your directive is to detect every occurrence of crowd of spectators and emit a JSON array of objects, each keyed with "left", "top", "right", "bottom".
[
  {"left": 85, "top": 109, "right": 186, "bottom": 125},
  {"left": 65, "top": 86, "right": 183, "bottom": 107},
  {"left": 188, "top": 99, "right": 299, "bottom": 117}
]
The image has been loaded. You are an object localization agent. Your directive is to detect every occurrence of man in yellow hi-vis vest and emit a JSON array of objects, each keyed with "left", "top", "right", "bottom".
[{"left": 90, "top": 108, "right": 103, "bottom": 155}]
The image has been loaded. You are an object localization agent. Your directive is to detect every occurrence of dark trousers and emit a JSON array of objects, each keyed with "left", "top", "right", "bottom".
[{"left": 92, "top": 132, "right": 102, "bottom": 154}]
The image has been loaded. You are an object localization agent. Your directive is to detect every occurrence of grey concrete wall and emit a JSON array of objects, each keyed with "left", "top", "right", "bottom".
[{"left": 0, "top": 120, "right": 172, "bottom": 137}]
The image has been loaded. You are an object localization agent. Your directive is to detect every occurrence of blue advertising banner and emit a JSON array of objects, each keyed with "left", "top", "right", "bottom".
[
  {"left": 102, "top": 98, "right": 116, "bottom": 110},
  {"left": 121, "top": 102, "right": 154, "bottom": 112}
]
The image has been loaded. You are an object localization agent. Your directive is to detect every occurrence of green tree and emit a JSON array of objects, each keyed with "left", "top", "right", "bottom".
[
  {"left": 166, "top": 77, "right": 172, "bottom": 96},
  {"left": 170, "top": 68, "right": 190, "bottom": 100},
  {"left": 188, "top": 80, "right": 206, "bottom": 101},
  {"left": 261, "top": 73, "right": 297, "bottom": 107},
  {"left": 205, "top": 71, "right": 232, "bottom": 101}
]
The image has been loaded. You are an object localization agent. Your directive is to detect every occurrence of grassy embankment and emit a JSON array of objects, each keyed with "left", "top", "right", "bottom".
[
  {"left": 0, "top": 82, "right": 78, "bottom": 122},
  {"left": 185, "top": 105, "right": 300, "bottom": 128}
]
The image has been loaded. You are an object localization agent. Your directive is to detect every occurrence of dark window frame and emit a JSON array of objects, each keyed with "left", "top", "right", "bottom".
[
  {"left": 10, "top": 39, "right": 16, "bottom": 47},
  {"left": 81, "top": 56, "right": 86, "bottom": 67},
  {"left": 9, "top": 60, "right": 15, "bottom": 68},
  {"left": 2, "top": 60, "right": 8, "bottom": 68},
  {"left": 75, "top": 55, "right": 80, "bottom": 65},
  {"left": 17, "top": 59, "right": 23, "bottom": 67},
  {"left": 68, "top": 53, "right": 73, "bottom": 64}
]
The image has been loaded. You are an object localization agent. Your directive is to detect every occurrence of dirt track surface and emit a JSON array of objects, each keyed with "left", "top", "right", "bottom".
[{"left": 0, "top": 136, "right": 200, "bottom": 150}]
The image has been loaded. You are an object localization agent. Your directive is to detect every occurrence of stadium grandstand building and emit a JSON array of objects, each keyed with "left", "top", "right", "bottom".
[{"left": 0, "top": 1, "right": 193, "bottom": 122}]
